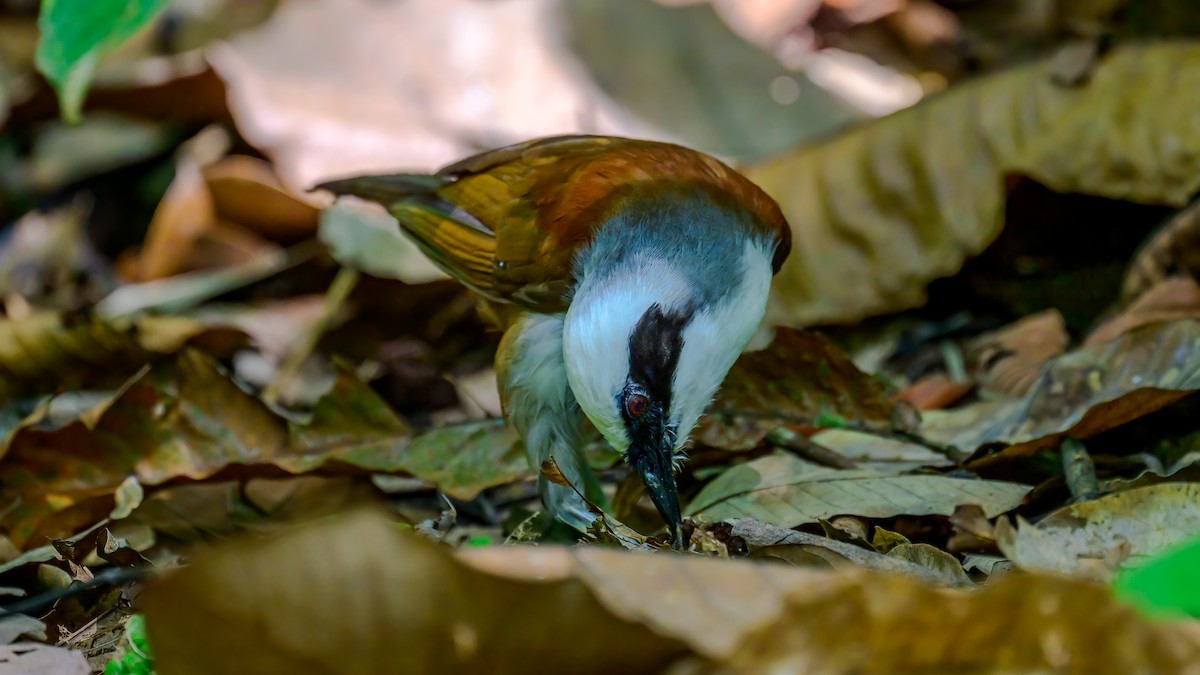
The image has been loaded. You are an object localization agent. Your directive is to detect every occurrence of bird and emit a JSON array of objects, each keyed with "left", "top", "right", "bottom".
[{"left": 317, "top": 135, "right": 791, "bottom": 548}]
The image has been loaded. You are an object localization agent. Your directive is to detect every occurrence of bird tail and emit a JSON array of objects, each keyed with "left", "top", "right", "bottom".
[
  {"left": 317, "top": 174, "right": 445, "bottom": 206},
  {"left": 317, "top": 174, "right": 497, "bottom": 297}
]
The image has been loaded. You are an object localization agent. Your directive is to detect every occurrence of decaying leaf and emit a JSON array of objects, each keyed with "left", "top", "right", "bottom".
[
  {"left": 730, "top": 518, "right": 969, "bottom": 587},
  {"left": 384, "top": 421, "right": 524, "bottom": 502},
  {"left": 688, "top": 451, "right": 1029, "bottom": 527},
  {"left": 1086, "top": 276, "right": 1200, "bottom": 346},
  {"left": 897, "top": 373, "right": 973, "bottom": 411},
  {"left": 723, "top": 568, "right": 1200, "bottom": 674},
  {"left": 207, "top": 0, "right": 667, "bottom": 193},
  {"left": 142, "top": 510, "right": 1200, "bottom": 674},
  {"left": 0, "top": 350, "right": 529, "bottom": 546},
  {"left": 143, "top": 510, "right": 692, "bottom": 675},
  {"left": 749, "top": 42, "right": 1200, "bottom": 326},
  {"left": 0, "top": 199, "right": 114, "bottom": 312},
  {"left": 996, "top": 482, "right": 1200, "bottom": 581},
  {"left": 924, "top": 319, "right": 1200, "bottom": 465},
  {"left": 966, "top": 309, "right": 1069, "bottom": 396},
  {"left": 885, "top": 543, "right": 970, "bottom": 586},
  {"left": 1121, "top": 197, "right": 1200, "bottom": 304},
  {"left": 808, "top": 428, "right": 954, "bottom": 472},
  {"left": 203, "top": 155, "right": 322, "bottom": 242},
  {"left": 695, "top": 328, "right": 913, "bottom": 451},
  {"left": 0, "top": 643, "right": 89, "bottom": 675},
  {"left": 0, "top": 312, "right": 241, "bottom": 403}
]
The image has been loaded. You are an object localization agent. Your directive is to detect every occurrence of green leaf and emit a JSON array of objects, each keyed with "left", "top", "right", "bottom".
[
  {"left": 688, "top": 451, "right": 1030, "bottom": 527},
  {"left": 1115, "top": 533, "right": 1200, "bottom": 620},
  {"left": 35, "top": 0, "right": 172, "bottom": 122}
]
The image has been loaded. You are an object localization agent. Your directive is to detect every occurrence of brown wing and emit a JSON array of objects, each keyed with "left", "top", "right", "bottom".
[{"left": 318, "top": 135, "right": 791, "bottom": 313}]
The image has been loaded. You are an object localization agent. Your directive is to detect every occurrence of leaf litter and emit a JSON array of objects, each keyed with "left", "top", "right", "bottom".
[{"left": 3, "top": 1, "right": 1200, "bottom": 672}]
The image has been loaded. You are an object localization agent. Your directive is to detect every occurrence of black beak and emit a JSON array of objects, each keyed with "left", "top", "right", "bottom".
[{"left": 635, "top": 436, "right": 686, "bottom": 550}]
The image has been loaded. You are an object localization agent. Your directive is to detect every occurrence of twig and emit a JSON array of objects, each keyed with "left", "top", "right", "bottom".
[
  {"left": 1062, "top": 438, "right": 1101, "bottom": 502},
  {"left": 766, "top": 427, "right": 858, "bottom": 469},
  {"left": 262, "top": 266, "right": 360, "bottom": 406},
  {"left": 0, "top": 566, "right": 152, "bottom": 618}
]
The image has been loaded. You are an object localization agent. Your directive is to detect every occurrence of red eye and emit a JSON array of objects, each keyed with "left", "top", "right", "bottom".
[{"left": 626, "top": 394, "right": 649, "bottom": 418}]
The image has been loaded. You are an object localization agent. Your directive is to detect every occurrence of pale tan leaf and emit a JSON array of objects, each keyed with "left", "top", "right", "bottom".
[
  {"left": 751, "top": 43, "right": 1200, "bottom": 326},
  {"left": 141, "top": 510, "right": 1200, "bottom": 674},
  {"left": 925, "top": 320, "right": 1200, "bottom": 466},
  {"left": 997, "top": 483, "right": 1200, "bottom": 581},
  {"left": 689, "top": 451, "right": 1029, "bottom": 526},
  {"left": 143, "top": 510, "right": 693, "bottom": 675},
  {"left": 0, "top": 644, "right": 89, "bottom": 675}
]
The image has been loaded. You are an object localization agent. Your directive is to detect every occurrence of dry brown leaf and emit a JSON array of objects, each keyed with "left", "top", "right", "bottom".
[
  {"left": 0, "top": 199, "right": 114, "bottom": 312},
  {"left": 1087, "top": 277, "right": 1200, "bottom": 346},
  {"left": 723, "top": 570, "right": 1200, "bottom": 674},
  {"left": 996, "top": 483, "right": 1200, "bottom": 581},
  {"left": 143, "top": 510, "right": 694, "bottom": 675},
  {"left": 689, "top": 450, "right": 1029, "bottom": 529},
  {"left": 0, "top": 644, "right": 89, "bottom": 675},
  {"left": 749, "top": 42, "right": 1200, "bottom": 327},
  {"left": 207, "top": 0, "right": 668, "bottom": 193},
  {"left": 1122, "top": 198, "right": 1200, "bottom": 304},
  {"left": 0, "top": 350, "right": 525, "bottom": 546},
  {"left": 730, "top": 517, "right": 967, "bottom": 586},
  {"left": 967, "top": 309, "right": 1069, "bottom": 396},
  {"left": 897, "top": 373, "right": 973, "bottom": 411},
  {"left": 203, "top": 155, "right": 322, "bottom": 242},
  {"left": 0, "top": 312, "right": 241, "bottom": 404},
  {"left": 129, "top": 139, "right": 277, "bottom": 282},
  {"left": 923, "top": 319, "right": 1200, "bottom": 466},
  {"left": 696, "top": 328, "right": 913, "bottom": 451},
  {"left": 141, "top": 510, "right": 1200, "bottom": 675}
]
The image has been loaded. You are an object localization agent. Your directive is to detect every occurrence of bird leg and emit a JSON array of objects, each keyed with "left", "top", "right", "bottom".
[{"left": 496, "top": 313, "right": 605, "bottom": 532}]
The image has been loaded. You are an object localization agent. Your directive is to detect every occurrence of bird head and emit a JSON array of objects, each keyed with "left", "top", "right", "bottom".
[{"left": 561, "top": 193, "right": 776, "bottom": 547}]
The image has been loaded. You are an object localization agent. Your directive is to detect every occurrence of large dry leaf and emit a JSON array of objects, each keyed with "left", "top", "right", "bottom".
[
  {"left": 695, "top": 328, "right": 913, "bottom": 451},
  {"left": 317, "top": 199, "right": 449, "bottom": 285},
  {"left": 0, "top": 644, "right": 89, "bottom": 675},
  {"left": 142, "top": 510, "right": 1200, "bottom": 674},
  {"left": 728, "top": 517, "right": 969, "bottom": 587},
  {"left": 721, "top": 568, "right": 1200, "bottom": 674},
  {"left": 924, "top": 319, "right": 1200, "bottom": 466},
  {"left": 750, "top": 42, "right": 1200, "bottom": 326},
  {"left": 207, "top": 0, "right": 669, "bottom": 193},
  {"left": 0, "top": 351, "right": 528, "bottom": 546},
  {"left": 143, "top": 510, "right": 693, "bottom": 675},
  {"left": 688, "top": 451, "right": 1029, "bottom": 527},
  {"left": 997, "top": 482, "right": 1200, "bottom": 581},
  {"left": 563, "top": 0, "right": 868, "bottom": 159}
]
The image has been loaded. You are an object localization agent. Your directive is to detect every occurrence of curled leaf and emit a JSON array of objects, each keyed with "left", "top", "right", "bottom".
[
  {"left": 750, "top": 43, "right": 1200, "bottom": 326},
  {"left": 696, "top": 328, "right": 912, "bottom": 451}
]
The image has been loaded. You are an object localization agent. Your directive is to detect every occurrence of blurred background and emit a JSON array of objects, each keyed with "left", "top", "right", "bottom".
[{"left": 3, "top": 1, "right": 1200, "bottom": 672}]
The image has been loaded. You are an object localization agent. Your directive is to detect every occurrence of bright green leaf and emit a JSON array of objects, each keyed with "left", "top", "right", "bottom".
[
  {"left": 1115, "top": 533, "right": 1200, "bottom": 620},
  {"left": 35, "top": 0, "right": 172, "bottom": 122}
]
